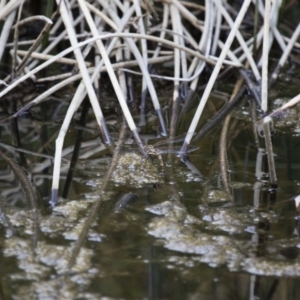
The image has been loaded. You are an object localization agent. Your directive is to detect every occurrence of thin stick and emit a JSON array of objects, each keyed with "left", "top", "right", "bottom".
[
  {"left": 261, "top": 0, "right": 272, "bottom": 112},
  {"left": 213, "top": 0, "right": 261, "bottom": 81},
  {"left": 0, "top": 32, "right": 214, "bottom": 99},
  {"left": 219, "top": 115, "right": 233, "bottom": 198},
  {"left": 49, "top": 6, "right": 146, "bottom": 201},
  {"left": 11, "top": 0, "right": 24, "bottom": 80},
  {"left": 0, "top": 141, "right": 57, "bottom": 160},
  {"left": 219, "top": 78, "right": 244, "bottom": 200},
  {"left": 15, "top": 49, "right": 92, "bottom": 66},
  {"left": 239, "top": 69, "right": 261, "bottom": 107},
  {"left": 54, "top": 2, "right": 109, "bottom": 147},
  {"left": 211, "top": 0, "right": 221, "bottom": 56},
  {"left": 169, "top": 2, "right": 181, "bottom": 139},
  {"left": 263, "top": 116, "right": 277, "bottom": 185},
  {"left": 151, "top": 3, "right": 169, "bottom": 59},
  {"left": 180, "top": 0, "right": 213, "bottom": 117},
  {"left": 0, "top": 55, "right": 173, "bottom": 127},
  {"left": 270, "top": 22, "right": 300, "bottom": 85},
  {"left": 67, "top": 120, "right": 128, "bottom": 270},
  {"left": 14, "top": 17, "right": 53, "bottom": 75},
  {"left": 267, "top": 93, "right": 300, "bottom": 118},
  {"left": 28, "top": 14, "right": 85, "bottom": 70},
  {"left": 193, "top": 86, "right": 246, "bottom": 142},
  {"left": 133, "top": 0, "right": 149, "bottom": 124},
  {"left": 51, "top": 0, "right": 111, "bottom": 204},
  {"left": 0, "top": 0, "right": 22, "bottom": 20},
  {"left": 77, "top": 0, "right": 143, "bottom": 141},
  {"left": 0, "top": 149, "right": 37, "bottom": 209},
  {"left": 180, "top": 0, "right": 252, "bottom": 155},
  {"left": 62, "top": 99, "right": 89, "bottom": 198},
  {"left": 0, "top": 9, "right": 16, "bottom": 62},
  {"left": 97, "top": 0, "right": 168, "bottom": 135}
]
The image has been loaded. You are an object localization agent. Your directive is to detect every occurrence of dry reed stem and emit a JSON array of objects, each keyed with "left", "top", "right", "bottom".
[
  {"left": 0, "top": 0, "right": 22, "bottom": 20},
  {"left": 270, "top": 22, "right": 300, "bottom": 84},
  {"left": 0, "top": 32, "right": 216, "bottom": 98},
  {"left": 0, "top": 9, "right": 16, "bottom": 62},
  {"left": 28, "top": 15, "right": 85, "bottom": 69},
  {"left": 214, "top": 0, "right": 260, "bottom": 81},
  {"left": 267, "top": 93, "right": 300, "bottom": 118},
  {"left": 0, "top": 0, "right": 297, "bottom": 204},
  {"left": 180, "top": 0, "right": 252, "bottom": 155},
  {"left": 11, "top": 0, "right": 24, "bottom": 80},
  {"left": 219, "top": 77, "right": 244, "bottom": 200},
  {"left": 51, "top": 0, "right": 111, "bottom": 202},
  {"left": 15, "top": 50, "right": 92, "bottom": 66},
  {"left": 261, "top": 0, "right": 272, "bottom": 113},
  {"left": 262, "top": 117, "right": 277, "bottom": 185}
]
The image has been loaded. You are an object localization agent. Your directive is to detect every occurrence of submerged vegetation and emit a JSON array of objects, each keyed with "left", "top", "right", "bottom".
[{"left": 1, "top": 0, "right": 300, "bottom": 298}]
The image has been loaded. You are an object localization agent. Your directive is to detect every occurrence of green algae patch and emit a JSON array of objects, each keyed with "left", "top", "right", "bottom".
[{"left": 146, "top": 201, "right": 300, "bottom": 276}]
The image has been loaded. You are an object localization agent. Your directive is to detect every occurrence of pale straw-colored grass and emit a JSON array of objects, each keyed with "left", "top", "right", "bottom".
[{"left": 0, "top": 0, "right": 299, "bottom": 203}]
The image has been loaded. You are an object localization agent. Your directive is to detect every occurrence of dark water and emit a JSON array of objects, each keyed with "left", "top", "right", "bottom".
[{"left": 1, "top": 73, "right": 300, "bottom": 299}]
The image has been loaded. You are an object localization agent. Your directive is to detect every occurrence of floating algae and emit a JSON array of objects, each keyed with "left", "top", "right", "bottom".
[{"left": 146, "top": 201, "right": 300, "bottom": 276}]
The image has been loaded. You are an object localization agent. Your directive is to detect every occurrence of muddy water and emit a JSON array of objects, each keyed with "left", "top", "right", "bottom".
[{"left": 1, "top": 74, "right": 300, "bottom": 299}]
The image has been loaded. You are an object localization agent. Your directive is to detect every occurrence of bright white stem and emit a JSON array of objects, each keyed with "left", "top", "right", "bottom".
[
  {"left": 86, "top": 2, "right": 117, "bottom": 29},
  {"left": 98, "top": 0, "right": 162, "bottom": 112},
  {"left": 177, "top": 12, "right": 187, "bottom": 87},
  {"left": 277, "top": 22, "right": 300, "bottom": 68},
  {"left": 29, "top": 14, "right": 85, "bottom": 70},
  {"left": 186, "top": 0, "right": 213, "bottom": 93},
  {"left": 16, "top": 50, "right": 92, "bottom": 66},
  {"left": 268, "top": 93, "right": 300, "bottom": 117},
  {"left": 0, "top": 33, "right": 213, "bottom": 99},
  {"left": 77, "top": 0, "right": 137, "bottom": 131},
  {"left": 34, "top": 138, "right": 102, "bottom": 173},
  {"left": 294, "top": 195, "right": 300, "bottom": 210},
  {"left": 123, "top": 0, "right": 132, "bottom": 70},
  {"left": 49, "top": 3, "right": 132, "bottom": 173},
  {"left": 213, "top": 0, "right": 260, "bottom": 81},
  {"left": 238, "top": 28, "right": 264, "bottom": 67},
  {"left": 173, "top": 0, "right": 203, "bottom": 29},
  {"left": 175, "top": 0, "right": 208, "bottom": 78},
  {"left": 115, "top": 39, "right": 127, "bottom": 101},
  {"left": 211, "top": 0, "right": 221, "bottom": 56},
  {"left": 183, "top": 0, "right": 252, "bottom": 146},
  {"left": 56, "top": 0, "right": 106, "bottom": 129},
  {"left": 0, "top": 0, "right": 21, "bottom": 20},
  {"left": 18, "top": 48, "right": 167, "bottom": 117},
  {"left": 52, "top": 0, "right": 106, "bottom": 192},
  {"left": 11, "top": 51, "right": 36, "bottom": 81},
  {"left": 52, "top": 110, "right": 78, "bottom": 193},
  {"left": 270, "top": 21, "right": 300, "bottom": 83},
  {"left": 261, "top": 0, "right": 272, "bottom": 113},
  {"left": 217, "top": 40, "right": 242, "bottom": 66},
  {"left": 0, "top": 0, "right": 7, "bottom": 11},
  {"left": 0, "top": 9, "right": 16, "bottom": 62},
  {"left": 254, "top": 0, "right": 283, "bottom": 66},
  {"left": 30, "top": 55, "right": 172, "bottom": 103},
  {"left": 171, "top": 3, "right": 180, "bottom": 101},
  {"left": 133, "top": 0, "right": 148, "bottom": 100},
  {"left": 48, "top": 0, "right": 76, "bottom": 36},
  {"left": 112, "top": 0, "right": 126, "bottom": 13},
  {"left": 152, "top": 3, "right": 169, "bottom": 59}
]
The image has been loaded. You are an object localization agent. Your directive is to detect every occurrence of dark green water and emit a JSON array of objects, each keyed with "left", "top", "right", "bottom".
[{"left": 1, "top": 72, "right": 300, "bottom": 299}]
